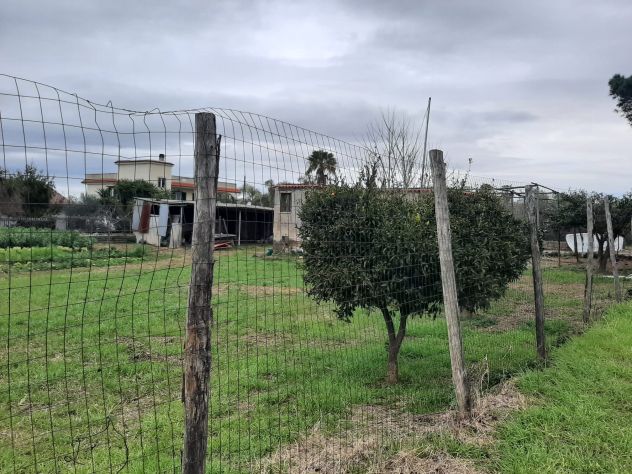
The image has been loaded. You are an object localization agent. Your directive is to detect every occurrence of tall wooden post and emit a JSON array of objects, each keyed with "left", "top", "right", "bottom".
[
  {"left": 183, "top": 113, "right": 220, "bottom": 473},
  {"left": 237, "top": 210, "right": 242, "bottom": 246},
  {"left": 603, "top": 196, "right": 622, "bottom": 302},
  {"left": 557, "top": 193, "right": 561, "bottom": 268},
  {"left": 430, "top": 149, "right": 471, "bottom": 417},
  {"left": 583, "top": 198, "right": 594, "bottom": 322},
  {"left": 526, "top": 186, "right": 546, "bottom": 360}
]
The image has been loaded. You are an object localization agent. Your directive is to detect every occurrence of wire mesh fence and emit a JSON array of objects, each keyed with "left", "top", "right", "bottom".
[{"left": 0, "top": 74, "right": 629, "bottom": 473}]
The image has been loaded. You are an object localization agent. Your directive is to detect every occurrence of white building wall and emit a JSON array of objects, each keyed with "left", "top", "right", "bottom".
[
  {"left": 134, "top": 215, "right": 162, "bottom": 246},
  {"left": 117, "top": 162, "right": 172, "bottom": 189},
  {"left": 84, "top": 161, "right": 173, "bottom": 196},
  {"left": 84, "top": 182, "right": 108, "bottom": 196},
  {"left": 273, "top": 188, "right": 306, "bottom": 246}
]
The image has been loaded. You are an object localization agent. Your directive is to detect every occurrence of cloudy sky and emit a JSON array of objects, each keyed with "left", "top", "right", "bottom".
[{"left": 1, "top": 0, "right": 631, "bottom": 195}]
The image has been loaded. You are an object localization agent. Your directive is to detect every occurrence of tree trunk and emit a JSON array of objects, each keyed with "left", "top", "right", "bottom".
[
  {"left": 573, "top": 227, "right": 580, "bottom": 263},
  {"left": 386, "top": 346, "right": 399, "bottom": 385},
  {"left": 381, "top": 307, "right": 407, "bottom": 385},
  {"left": 597, "top": 236, "right": 607, "bottom": 272}
]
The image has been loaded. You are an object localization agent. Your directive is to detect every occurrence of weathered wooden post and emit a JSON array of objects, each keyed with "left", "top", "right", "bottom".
[
  {"left": 603, "top": 195, "right": 622, "bottom": 302},
  {"left": 583, "top": 197, "right": 594, "bottom": 323},
  {"left": 430, "top": 149, "right": 471, "bottom": 417},
  {"left": 557, "top": 192, "right": 562, "bottom": 268},
  {"left": 183, "top": 113, "right": 220, "bottom": 473},
  {"left": 237, "top": 209, "right": 242, "bottom": 246},
  {"left": 526, "top": 185, "right": 546, "bottom": 360}
]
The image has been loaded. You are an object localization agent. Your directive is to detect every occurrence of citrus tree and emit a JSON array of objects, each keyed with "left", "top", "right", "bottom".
[{"left": 298, "top": 180, "right": 529, "bottom": 384}]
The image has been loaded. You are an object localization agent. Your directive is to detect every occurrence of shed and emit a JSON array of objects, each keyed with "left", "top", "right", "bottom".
[{"left": 131, "top": 198, "right": 273, "bottom": 248}]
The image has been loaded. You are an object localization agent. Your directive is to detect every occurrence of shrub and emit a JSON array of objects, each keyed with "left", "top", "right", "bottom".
[{"left": 299, "top": 182, "right": 529, "bottom": 383}]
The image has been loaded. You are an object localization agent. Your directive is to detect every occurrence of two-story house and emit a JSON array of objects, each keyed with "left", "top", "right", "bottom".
[{"left": 82, "top": 154, "right": 240, "bottom": 200}]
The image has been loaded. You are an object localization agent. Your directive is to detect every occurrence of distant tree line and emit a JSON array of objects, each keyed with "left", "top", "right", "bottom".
[{"left": 0, "top": 165, "right": 56, "bottom": 218}]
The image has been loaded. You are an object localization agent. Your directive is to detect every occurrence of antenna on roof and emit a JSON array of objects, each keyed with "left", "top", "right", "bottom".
[{"left": 420, "top": 97, "right": 431, "bottom": 188}]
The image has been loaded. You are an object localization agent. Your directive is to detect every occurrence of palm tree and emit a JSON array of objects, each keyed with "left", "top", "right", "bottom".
[{"left": 305, "top": 150, "right": 337, "bottom": 185}]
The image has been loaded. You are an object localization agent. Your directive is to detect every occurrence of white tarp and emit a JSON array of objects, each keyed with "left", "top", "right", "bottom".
[
  {"left": 131, "top": 200, "right": 143, "bottom": 231},
  {"left": 158, "top": 204, "right": 169, "bottom": 237},
  {"left": 565, "top": 233, "right": 624, "bottom": 253}
]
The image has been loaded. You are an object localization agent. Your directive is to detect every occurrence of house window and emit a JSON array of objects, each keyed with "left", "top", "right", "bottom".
[
  {"left": 174, "top": 191, "right": 185, "bottom": 200},
  {"left": 280, "top": 192, "right": 292, "bottom": 213},
  {"left": 158, "top": 177, "right": 166, "bottom": 188}
]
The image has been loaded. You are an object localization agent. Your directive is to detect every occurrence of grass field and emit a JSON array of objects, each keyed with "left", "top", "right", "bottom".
[
  {"left": 0, "top": 246, "right": 623, "bottom": 473},
  {"left": 490, "top": 300, "right": 632, "bottom": 473},
  {"left": 383, "top": 300, "right": 632, "bottom": 474}
]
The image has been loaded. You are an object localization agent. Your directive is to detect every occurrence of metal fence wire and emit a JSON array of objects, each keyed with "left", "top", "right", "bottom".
[{"left": 0, "top": 74, "right": 628, "bottom": 473}]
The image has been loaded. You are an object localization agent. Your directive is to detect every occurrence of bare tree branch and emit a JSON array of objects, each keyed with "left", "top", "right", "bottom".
[{"left": 364, "top": 109, "right": 424, "bottom": 189}]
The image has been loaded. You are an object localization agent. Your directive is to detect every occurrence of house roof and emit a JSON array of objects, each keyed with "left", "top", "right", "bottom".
[
  {"left": 81, "top": 177, "right": 240, "bottom": 194},
  {"left": 115, "top": 159, "right": 174, "bottom": 166},
  {"left": 171, "top": 181, "right": 240, "bottom": 194},
  {"left": 50, "top": 191, "right": 69, "bottom": 205},
  {"left": 216, "top": 202, "right": 273, "bottom": 212},
  {"left": 82, "top": 178, "right": 118, "bottom": 184},
  {"left": 134, "top": 197, "right": 193, "bottom": 206},
  {"left": 171, "top": 180, "right": 194, "bottom": 189},
  {"left": 272, "top": 183, "right": 433, "bottom": 193}
]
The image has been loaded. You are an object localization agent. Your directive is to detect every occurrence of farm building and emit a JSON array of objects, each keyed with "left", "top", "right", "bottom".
[
  {"left": 131, "top": 197, "right": 273, "bottom": 248},
  {"left": 272, "top": 183, "right": 318, "bottom": 250},
  {"left": 272, "top": 184, "right": 433, "bottom": 250}
]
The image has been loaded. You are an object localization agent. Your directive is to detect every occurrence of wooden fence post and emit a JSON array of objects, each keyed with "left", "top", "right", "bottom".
[
  {"left": 430, "top": 149, "right": 471, "bottom": 417},
  {"left": 556, "top": 192, "right": 562, "bottom": 268},
  {"left": 603, "top": 196, "right": 622, "bottom": 302},
  {"left": 183, "top": 113, "right": 220, "bottom": 473},
  {"left": 526, "top": 185, "right": 546, "bottom": 360},
  {"left": 583, "top": 198, "right": 594, "bottom": 322},
  {"left": 237, "top": 210, "right": 242, "bottom": 246}
]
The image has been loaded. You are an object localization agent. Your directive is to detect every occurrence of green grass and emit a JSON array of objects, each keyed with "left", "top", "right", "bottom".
[
  {"left": 0, "top": 249, "right": 618, "bottom": 473},
  {"left": 490, "top": 301, "right": 632, "bottom": 473}
]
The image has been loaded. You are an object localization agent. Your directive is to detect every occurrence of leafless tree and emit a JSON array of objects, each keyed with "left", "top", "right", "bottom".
[{"left": 364, "top": 109, "right": 425, "bottom": 189}]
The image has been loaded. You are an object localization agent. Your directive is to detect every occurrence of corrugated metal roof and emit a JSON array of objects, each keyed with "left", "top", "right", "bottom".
[
  {"left": 273, "top": 183, "right": 321, "bottom": 190},
  {"left": 133, "top": 197, "right": 272, "bottom": 212}
]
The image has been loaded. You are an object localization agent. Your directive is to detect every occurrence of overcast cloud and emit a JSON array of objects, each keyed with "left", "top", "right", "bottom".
[{"left": 1, "top": 0, "right": 631, "bottom": 195}]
